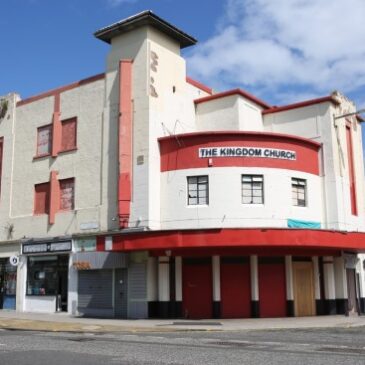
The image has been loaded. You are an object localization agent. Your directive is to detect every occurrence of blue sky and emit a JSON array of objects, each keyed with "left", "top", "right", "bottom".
[{"left": 1, "top": 0, "right": 365, "bottom": 113}]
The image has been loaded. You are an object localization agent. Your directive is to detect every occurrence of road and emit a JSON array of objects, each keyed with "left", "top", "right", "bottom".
[{"left": 0, "top": 326, "right": 365, "bottom": 364}]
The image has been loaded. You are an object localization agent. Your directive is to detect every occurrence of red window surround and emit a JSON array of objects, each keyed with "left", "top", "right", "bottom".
[
  {"left": 35, "top": 93, "right": 77, "bottom": 158},
  {"left": 0, "top": 137, "right": 3, "bottom": 197},
  {"left": 34, "top": 172, "right": 75, "bottom": 223},
  {"left": 61, "top": 118, "right": 77, "bottom": 152},
  {"left": 346, "top": 122, "right": 357, "bottom": 216},
  {"left": 34, "top": 183, "right": 50, "bottom": 215}
]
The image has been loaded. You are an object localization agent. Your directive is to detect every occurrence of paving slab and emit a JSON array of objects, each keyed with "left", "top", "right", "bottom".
[{"left": 0, "top": 310, "right": 364, "bottom": 333}]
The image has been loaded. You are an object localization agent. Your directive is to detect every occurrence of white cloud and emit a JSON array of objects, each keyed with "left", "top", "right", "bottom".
[
  {"left": 108, "top": 0, "right": 138, "bottom": 6},
  {"left": 187, "top": 0, "right": 365, "bottom": 104}
]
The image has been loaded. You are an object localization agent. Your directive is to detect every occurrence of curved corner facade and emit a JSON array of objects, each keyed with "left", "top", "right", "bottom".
[{"left": 0, "top": 11, "right": 365, "bottom": 319}]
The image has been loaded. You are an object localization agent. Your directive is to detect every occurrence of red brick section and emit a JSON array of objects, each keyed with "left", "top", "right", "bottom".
[{"left": 118, "top": 60, "right": 133, "bottom": 228}]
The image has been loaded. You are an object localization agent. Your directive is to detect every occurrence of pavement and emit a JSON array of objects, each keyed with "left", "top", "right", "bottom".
[{"left": 0, "top": 310, "right": 364, "bottom": 333}]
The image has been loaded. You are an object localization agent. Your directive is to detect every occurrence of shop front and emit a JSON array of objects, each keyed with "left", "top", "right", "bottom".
[{"left": 22, "top": 240, "right": 72, "bottom": 313}]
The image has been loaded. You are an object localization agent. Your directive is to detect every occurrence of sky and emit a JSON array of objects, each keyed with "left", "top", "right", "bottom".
[{"left": 1, "top": 0, "right": 365, "bottom": 112}]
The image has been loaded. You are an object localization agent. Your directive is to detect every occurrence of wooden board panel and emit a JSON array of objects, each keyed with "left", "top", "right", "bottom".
[{"left": 293, "top": 262, "right": 315, "bottom": 316}]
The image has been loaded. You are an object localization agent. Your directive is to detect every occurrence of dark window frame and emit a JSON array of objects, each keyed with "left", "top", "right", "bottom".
[
  {"left": 241, "top": 174, "right": 264, "bottom": 204},
  {"left": 292, "top": 177, "right": 307, "bottom": 207},
  {"left": 187, "top": 175, "right": 209, "bottom": 205}
]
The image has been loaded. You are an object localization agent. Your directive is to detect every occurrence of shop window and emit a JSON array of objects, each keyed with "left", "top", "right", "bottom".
[
  {"left": 36, "top": 125, "right": 52, "bottom": 156},
  {"left": 59, "top": 178, "right": 75, "bottom": 210},
  {"left": 61, "top": 117, "right": 77, "bottom": 152},
  {"left": 292, "top": 178, "right": 306, "bottom": 206},
  {"left": 242, "top": 175, "right": 264, "bottom": 204},
  {"left": 26, "top": 255, "right": 68, "bottom": 296},
  {"left": 187, "top": 175, "right": 209, "bottom": 205},
  {"left": 34, "top": 182, "right": 50, "bottom": 215}
]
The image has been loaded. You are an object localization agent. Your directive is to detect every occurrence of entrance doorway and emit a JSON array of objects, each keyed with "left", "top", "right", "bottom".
[
  {"left": 220, "top": 257, "right": 251, "bottom": 318},
  {"left": 114, "top": 269, "right": 128, "bottom": 318},
  {"left": 182, "top": 258, "right": 212, "bottom": 319},
  {"left": 258, "top": 257, "right": 286, "bottom": 318},
  {"left": 346, "top": 268, "right": 358, "bottom": 315},
  {"left": 293, "top": 262, "right": 315, "bottom": 316},
  {"left": 0, "top": 258, "right": 17, "bottom": 310}
]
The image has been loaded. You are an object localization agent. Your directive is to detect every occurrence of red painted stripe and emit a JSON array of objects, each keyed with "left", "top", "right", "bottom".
[
  {"left": 51, "top": 94, "right": 61, "bottom": 157},
  {"left": 194, "top": 89, "right": 270, "bottom": 109},
  {"left": 118, "top": 60, "right": 133, "bottom": 228},
  {"left": 159, "top": 131, "right": 320, "bottom": 175},
  {"left": 186, "top": 77, "right": 213, "bottom": 95},
  {"left": 102, "top": 228, "right": 365, "bottom": 252},
  {"left": 346, "top": 124, "right": 357, "bottom": 215},
  {"left": 49, "top": 170, "right": 59, "bottom": 224},
  {"left": 262, "top": 96, "right": 340, "bottom": 115},
  {"left": 149, "top": 247, "right": 341, "bottom": 257},
  {"left": 17, "top": 73, "right": 105, "bottom": 107}
]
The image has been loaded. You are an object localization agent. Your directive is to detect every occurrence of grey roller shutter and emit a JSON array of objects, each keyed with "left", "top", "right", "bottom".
[
  {"left": 128, "top": 262, "right": 148, "bottom": 318},
  {"left": 78, "top": 269, "right": 113, "bottom": 317}
]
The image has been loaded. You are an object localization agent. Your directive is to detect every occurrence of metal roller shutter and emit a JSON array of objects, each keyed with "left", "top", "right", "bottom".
[{"left": 78, "top": 269, "right": 113, "bottom": 317}]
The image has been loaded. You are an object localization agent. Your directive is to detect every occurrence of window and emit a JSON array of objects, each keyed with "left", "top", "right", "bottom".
[
  {"left": 36, "top": 125, "right": 52, "bottom": 156},
  {"left": 187, "top": 176, "right": 208, "bottom": 205},
  {"left": 59, "top": 178, "right": 75, "bottom": 210},
  {"left": 34, "top": 183, "right": 50, "bottom": 215},
  {"left": 61, "top": 117, "right": 77, "bottom": 152},
  {"left": 26, "top": 255, "right": 68, "bottom": 296},
  {"left": 242, "top": 175, "right": 264, "bottom": 204},
  {"left": 292, "top": 178, "right": 306, "bottom": 206}
]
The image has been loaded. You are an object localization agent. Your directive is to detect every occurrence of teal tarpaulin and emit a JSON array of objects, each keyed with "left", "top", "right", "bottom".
[{"left": 287, "top": 219, "right": 321, "bottom": 229}]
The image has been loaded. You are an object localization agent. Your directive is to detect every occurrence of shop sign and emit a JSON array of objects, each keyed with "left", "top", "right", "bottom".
[
  {"left": 74, "top": 237, "right": 96, "bottom": 252},
  {"left": 73, "top": 261, "right": 92, "bottom": 270},
  {"left": 22, "top": 241, "right": 72, "bottom": 254},
  {"left": 199, "top": 147, "right": 296, "bottom": 160}
]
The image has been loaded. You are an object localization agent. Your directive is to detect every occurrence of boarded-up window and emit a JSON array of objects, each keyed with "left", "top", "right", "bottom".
[
  {"left": 61, "top": 118, "right": 77, "bottom": 151},
  {"left": 60, "top": 178, "right": 75, "bottom": 210},
  {"left": 37, "top": 125, "right": 52, "bottom": 156},
  {"left": 34, "top": 183, "right": 50, "bottom": 214}
]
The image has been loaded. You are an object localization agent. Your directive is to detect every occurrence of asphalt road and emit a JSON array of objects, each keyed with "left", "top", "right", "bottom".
[{"left": 1, "top": 326, "right": 365, "bottom": 364}]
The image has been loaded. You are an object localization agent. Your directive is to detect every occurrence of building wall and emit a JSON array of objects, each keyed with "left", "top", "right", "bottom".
[
  {"left": 8, "top": 77, "right": 111, "bottom": 240},
  {"left": 161, "top": 167, "right": 322, "bottom": 229},
  {"left": 263, "top": 100, "right": 365, "bottom": 232}
]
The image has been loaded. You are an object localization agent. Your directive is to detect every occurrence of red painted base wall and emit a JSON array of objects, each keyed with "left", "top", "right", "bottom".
[
  {"left": 259, "top": 263, "right": 286, "bottom": 318},
  {"left": 182, "top": 262, "right": 212, "bottom": 319},
  {"left": 221, "top": 262, "right": 251, "bottom": 318}
]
